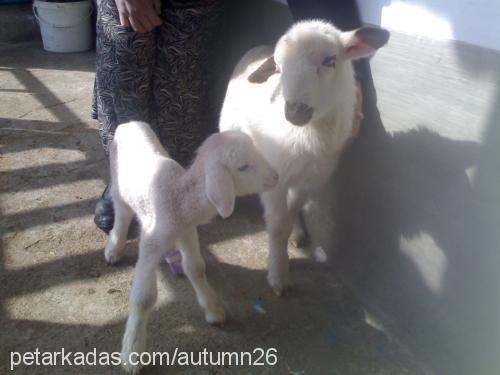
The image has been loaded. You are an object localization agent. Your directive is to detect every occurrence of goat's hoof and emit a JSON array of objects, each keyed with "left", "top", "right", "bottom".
[
  {"left": 290, "top": 238, "right": 306, "bottom": 249},
  {"left": 271, "top": 284, "right": 290, "bottom": 297},
  {"left": 205, "top": 304, "right": 226, "bottom": 325},
  {"left": 267, "top": 274, "right": 290, "bottom": 297},
  {"left": 290, "top": 232, "right": 309, "bottom": 249}
]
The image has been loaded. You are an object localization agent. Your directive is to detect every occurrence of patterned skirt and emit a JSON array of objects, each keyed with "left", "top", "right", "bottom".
[{"left": 92, "top": 0, "right": 225, "bottom": 166}]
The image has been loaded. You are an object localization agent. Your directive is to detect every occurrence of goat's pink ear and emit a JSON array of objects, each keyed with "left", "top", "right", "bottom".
[
  {"left": 248, "top": 56, "right": 279, "bottom": 83},
  {"left": 341, "top": 27, "right": 390, "bottom": 60},
  {"left": 205, "top": 163, "right": 235, "bottom": 218}
]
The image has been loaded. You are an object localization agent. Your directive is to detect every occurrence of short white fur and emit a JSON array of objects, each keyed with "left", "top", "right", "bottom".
[
  {"left": 219, "top": 20, "right": 389, "bottom": 296},
  {"left": 104, "top": 121, "right": 278, "bottom": 374}
]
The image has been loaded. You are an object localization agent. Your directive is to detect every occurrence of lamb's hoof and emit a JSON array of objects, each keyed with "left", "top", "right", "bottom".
[
  {"left": 122, "top": 361, "right": 143, "bottom": 375},
  {"left": 121, "top": 334, "right": 146, "bottom": 374},
  {"left": 205, "top": 303, "right": 226, "bottom": 325}
]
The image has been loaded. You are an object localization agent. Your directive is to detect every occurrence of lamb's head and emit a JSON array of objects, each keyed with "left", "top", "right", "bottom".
[
  {"left": 201, "top": 131, "right": 278, "bottom": 218},
  {"left": 250, "top": 20, "right": 389, "bottom": 126}
]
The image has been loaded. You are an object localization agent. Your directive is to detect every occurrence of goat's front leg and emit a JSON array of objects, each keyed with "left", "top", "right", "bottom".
[
  {"left": 104, "top": 195, "right": 133, "bottom": 265},
  {"left": 121, "top": 237, "right": 163, "bottom": 374},
  {"left": 177, "top": 226, "right": 225, "bottom": 324},
  {"left": 261, "top": 188, "right": 293, "bottom": 296}
]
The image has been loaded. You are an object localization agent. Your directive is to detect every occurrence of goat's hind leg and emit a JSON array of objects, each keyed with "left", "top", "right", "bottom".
[
  {"left": 290, "top": 211, "right": 309, "bottom": 248},
  {"left": 121, "top": 235, "right": 163, "bottom": 374},
  {"left": 288, "top": 189, "right": 309, "bottom": 248},
  {"left": 104, "top": 195, "right": 134, "bottom": 265},
  {"left": 177, "top": 226, "right": 225, "bottom": 324}
]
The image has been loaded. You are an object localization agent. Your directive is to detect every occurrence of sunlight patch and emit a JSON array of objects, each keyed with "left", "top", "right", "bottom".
[
  {"left": 399, "top": 231, "right": 448, "bottom": 295},
  {"left": 382, "top": 1, "right": 453, "bottom": 41}
]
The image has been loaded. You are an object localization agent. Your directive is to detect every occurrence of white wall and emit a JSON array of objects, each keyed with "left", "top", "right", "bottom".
[{"left": 358, "top": 0, "right": 500, "bottom": 51}]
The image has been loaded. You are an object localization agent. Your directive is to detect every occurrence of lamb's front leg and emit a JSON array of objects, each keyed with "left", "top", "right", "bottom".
[
  {"left": 121, "top": 237, "right": 162, "bottom": 374},
  {"left": 177, "top": 226, "right": 225, "bottom": 324},
  {"left": 261, "top": 188, "right": 293, "bottom": 296}
]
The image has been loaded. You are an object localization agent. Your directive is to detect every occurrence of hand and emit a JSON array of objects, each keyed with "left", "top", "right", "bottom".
[{"left": 115, "top": 0, "right": 162, "bottom": 33}]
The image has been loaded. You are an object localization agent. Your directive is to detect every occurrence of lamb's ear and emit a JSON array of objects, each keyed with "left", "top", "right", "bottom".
[
  {"left": 248, "top": 56, "right": 279, "bottom": 83},
  {"left": 340, "top": 27, "right": 390, "bottom": 60},
  {"left": 205, "top": 163, "right": 235, "bottom": 218}
]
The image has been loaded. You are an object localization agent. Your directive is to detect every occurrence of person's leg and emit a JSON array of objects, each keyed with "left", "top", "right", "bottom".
[
  {"left": 152, "top": 0, "right": 224, "bottom": 167},
  {"left": 92, "top": 0, "right": 156, "bottom": 232},
  {"left": 136, "top": 0, "right": 225, "bottom": 274},
  {"left": 92, "top": 0, "right": 156, "bottom": 150},
  {"left": 94, "top": 0, "right": 225, "bottom": 231}
]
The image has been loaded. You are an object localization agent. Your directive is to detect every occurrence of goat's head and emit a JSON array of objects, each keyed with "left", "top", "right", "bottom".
[
  {"left": 250, "top": 20, "right": 389, "bottom": 126},
  {"left": 202, "top": 131, "right": 278, "bottom": 218}
]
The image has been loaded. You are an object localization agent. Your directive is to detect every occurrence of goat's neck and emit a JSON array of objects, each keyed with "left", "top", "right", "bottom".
[
  {"left": 176, "top": 158, "right": 216, "bottom": 226},
  {"left": 315, "top": 72, "right": 357, "bottom": 130}
]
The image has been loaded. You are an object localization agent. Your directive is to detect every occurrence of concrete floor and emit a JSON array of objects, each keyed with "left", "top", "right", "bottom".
[{"left": 0, "top": 43, "right": 424, "bottom": 374}]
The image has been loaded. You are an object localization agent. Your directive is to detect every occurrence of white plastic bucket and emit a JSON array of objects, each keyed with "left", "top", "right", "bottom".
[{"left": 33, "top": 0, "right": 93, "bottom": 53}]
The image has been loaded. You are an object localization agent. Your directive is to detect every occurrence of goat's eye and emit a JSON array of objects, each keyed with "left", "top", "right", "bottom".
[
  {"left": 322, "top": 55, "right": 336, "bottom": 68},
  {"left": 237, "top": 164, "right": 249, "bottom": 172}
]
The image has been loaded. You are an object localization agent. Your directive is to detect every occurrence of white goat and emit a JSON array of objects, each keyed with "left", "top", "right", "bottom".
[
  {"left": 104, "top": 121, "right": 278, "bottom": 374},
  {"left": 219, "top": 20, "right": 389, "bottom": 296}
]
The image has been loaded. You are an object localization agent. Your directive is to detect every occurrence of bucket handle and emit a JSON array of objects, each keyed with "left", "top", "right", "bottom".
[{"left": 33, "top": 4, "right": 93, "bottom": 28}]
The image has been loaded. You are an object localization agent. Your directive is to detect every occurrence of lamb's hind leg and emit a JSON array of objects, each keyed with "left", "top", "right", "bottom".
[
  {"left": 121, "top": 235, "right": 163, "bottom": 374},
  {"left": 177, "top": 226, "right": 225, "bottom": 324},
  {"left": 104, "top": 195, "right": 134, "bottom": 265},
  {"left": 261, "top": 188, "right": 293, "bottom": 296}
]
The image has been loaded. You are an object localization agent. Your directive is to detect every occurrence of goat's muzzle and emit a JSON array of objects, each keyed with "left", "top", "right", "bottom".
[
  {"left": 264, "top": 170, "right": 279, "bottom": 189},
  {"left": 285, "top": 101, "right": 313, "bottom": 126}
]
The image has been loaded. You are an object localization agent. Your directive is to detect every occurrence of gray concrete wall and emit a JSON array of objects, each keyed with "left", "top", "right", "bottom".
[{"left": 306, "top": 28, "right": 500, "bottom": 375}]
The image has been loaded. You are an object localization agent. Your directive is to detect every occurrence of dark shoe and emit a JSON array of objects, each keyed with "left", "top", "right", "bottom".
[{"left": 94, "top": 185, "right": 114, "bottom": 233}]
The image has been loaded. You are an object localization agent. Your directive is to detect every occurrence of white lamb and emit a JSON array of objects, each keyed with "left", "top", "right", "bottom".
[
  {"left": 219, "top": 20, "right": 389, "bottom": 296},
  {"left": 104, "top": 121, "right": 278, "bottom": 374}
]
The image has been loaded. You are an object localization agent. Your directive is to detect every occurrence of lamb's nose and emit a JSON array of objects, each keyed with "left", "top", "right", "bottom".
[{"left": 285, "top": 101, "right": 313, "bottom": 126}]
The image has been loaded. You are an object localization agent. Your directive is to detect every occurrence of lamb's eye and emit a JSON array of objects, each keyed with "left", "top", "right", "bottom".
[
  {"left": 322, "top": 55, "right": 336, "bottom": 67},
  {"left": 238, "top": 164, "right": 249, "bottom": 172}
]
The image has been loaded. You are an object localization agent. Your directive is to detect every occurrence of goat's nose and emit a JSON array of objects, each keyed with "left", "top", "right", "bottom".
[
  {"left": 286, "top": 101, "right": 299, "bottom": 112},
  {"left": 265, "top": 170, "right": 279, "bottom": 188},
  {"left": 285, "top": 101, "right": 313, "bottom": 126},
  {"left": 272, "top": 171, "right": 279, "bottom": 184}
]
